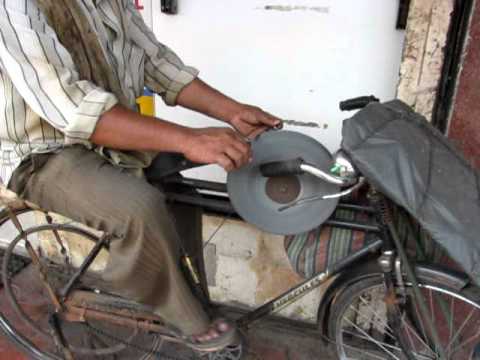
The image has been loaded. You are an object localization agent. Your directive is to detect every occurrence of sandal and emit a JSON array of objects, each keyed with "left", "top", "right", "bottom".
[{"left": 184, "top": 318, "right": 240, "bottom": 353}]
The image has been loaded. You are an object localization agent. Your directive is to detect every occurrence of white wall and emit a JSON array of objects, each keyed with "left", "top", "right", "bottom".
[
  {"left": 136, "top": 1, "right": 408, "bottom": 320},
  {"left": 150, "top": 0, "right": 405, "bottom": 182}
]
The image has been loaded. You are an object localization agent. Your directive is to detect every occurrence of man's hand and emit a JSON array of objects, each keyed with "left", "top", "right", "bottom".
[
  {"left": 229, "top": 104, "right": 283, "bottom": 139},
  {"left": 177, "top": 79, "right": 282, "bottom": 139},
  {"left": 182, "top": 127, "right": 252, "bottom": 171}
]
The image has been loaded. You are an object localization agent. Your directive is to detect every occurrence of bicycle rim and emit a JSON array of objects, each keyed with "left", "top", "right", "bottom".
[{"left": 330, "top": 275, "right": 480, "bottom": 360}]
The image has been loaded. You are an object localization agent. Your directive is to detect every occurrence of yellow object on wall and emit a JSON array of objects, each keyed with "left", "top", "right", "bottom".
[{"left": 136, "top": 88, "right": 155, "bottom": 116}]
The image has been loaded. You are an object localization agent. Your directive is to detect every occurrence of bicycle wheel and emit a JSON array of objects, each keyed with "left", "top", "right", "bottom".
[
  {"left": 327, "top": 271, "right": 480, "bottom": 360},
  {"left": 0, "top": 208, "right": 159, "bottom": 359}
]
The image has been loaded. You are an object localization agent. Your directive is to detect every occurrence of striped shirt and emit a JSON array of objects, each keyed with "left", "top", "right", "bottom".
[{"left": 0, "top": 0, "right": 198, "bottom": 184}]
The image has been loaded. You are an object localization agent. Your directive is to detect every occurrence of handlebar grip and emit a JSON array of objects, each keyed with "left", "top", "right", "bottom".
[
  {"left": 260, "top": 158, "right": 304, "bottom": 177},
  {"left": 339, "top": 95, "right": 379, "bottom": 111}
]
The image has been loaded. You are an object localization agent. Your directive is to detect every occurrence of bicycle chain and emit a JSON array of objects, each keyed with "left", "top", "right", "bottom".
[{"left": 85, "top": 321, "right": 200, "bottom": 360}]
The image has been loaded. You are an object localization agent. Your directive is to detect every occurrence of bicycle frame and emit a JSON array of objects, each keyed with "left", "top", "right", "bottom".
[
  {"left": 237, "top": 238, "right": 383, "bottom": 328},
  {"left": 161, "top": 177, "right": 449, "bottom": 357},
  {"left": 0, "top": 177, "right": 450, "bottom": 359}
]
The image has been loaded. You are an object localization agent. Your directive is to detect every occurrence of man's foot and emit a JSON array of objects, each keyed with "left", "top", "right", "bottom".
[{"left": 185, "top": 318, "right": 239, "bottom": 353}]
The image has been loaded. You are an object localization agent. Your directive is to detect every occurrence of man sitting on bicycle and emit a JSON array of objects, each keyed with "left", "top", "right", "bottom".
[{"left": 0, "top": 0, "right": 280, "bottom": 351}]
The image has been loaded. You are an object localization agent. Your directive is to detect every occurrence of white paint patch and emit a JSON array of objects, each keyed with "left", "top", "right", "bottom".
[
  {"left": 282, "top": 119, "right": 321, "bottom": 128},
  {"left": 259, "top": 5, "right": 330, "bottom": 13}
]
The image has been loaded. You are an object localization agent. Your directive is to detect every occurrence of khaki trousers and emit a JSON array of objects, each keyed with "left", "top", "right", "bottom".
[{"left": 8, "top": 145, "right": 209, "bottom": 335}]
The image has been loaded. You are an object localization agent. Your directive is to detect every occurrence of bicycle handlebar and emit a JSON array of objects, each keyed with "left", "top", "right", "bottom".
[{"left": 339, "top": 95, "right": 379, "bottom": 111}]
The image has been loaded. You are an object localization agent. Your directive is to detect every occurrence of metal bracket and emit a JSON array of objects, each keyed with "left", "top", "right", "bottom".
[
  {"left": 378, "top": 250, "right": 394, "bottom": 273},
  {"left": 161, "top": 0, "right": 178, "bottom": 14},
  {"left": 396, "top": 0, "right": 411, "bottom": 29},
  {"left": 395, "top": 258, "right": 407, "bottom": 303}
]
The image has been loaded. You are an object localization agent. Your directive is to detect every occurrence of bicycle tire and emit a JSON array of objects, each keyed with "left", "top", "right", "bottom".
[{"left": 327, "top": 270, "right": 480, "bottom": 360}]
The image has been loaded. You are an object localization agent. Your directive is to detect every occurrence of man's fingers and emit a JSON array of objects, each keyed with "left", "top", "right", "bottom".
[
  {"left": 247, "top": 126, "right": 268, "bottom": 140},
  {"left": 260, "top": 111, "right": 282, "bottom": 128},
  {"left": 223, "top": 130, "right": 251, "bottom": 168},
  {"left": 234, "top": 109, "right": 282, "bottom": 128},
  {"left": 235, "top": 112, "right": 257, "bottom": 125},
  {"left": 216, "top": 154, "right": 235, "bottom": 172},
  {"left": 229, "top": 133, "right": 252, "bottom": 158},
  {"left": 224, "top": 146, "right": 247, "bottom": 168},
  {"left": 228, "top": 128, "right": 250, "bottom": 145}
]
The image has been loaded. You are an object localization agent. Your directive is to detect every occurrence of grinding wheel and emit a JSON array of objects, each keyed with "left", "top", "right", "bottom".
[{"left": 227, "top": 130, "right": 340, "bottom": 235}]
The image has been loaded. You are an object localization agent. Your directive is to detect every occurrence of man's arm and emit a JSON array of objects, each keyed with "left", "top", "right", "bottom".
[
  {"left": 124, "top": 3, "right": 282, "bottom": 139},
  {"left": 90, "top": 105, "right": 252, "bottom": 171},
  {"left": 176, "top": 78, "right": 282, "bottom": 139}
]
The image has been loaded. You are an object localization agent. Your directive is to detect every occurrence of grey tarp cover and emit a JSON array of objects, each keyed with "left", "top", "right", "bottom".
[{"left": 341, "top": 100, "right": 480, "bottom": 284}]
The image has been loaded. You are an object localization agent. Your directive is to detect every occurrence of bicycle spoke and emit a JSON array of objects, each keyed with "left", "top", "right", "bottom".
[
  {"left": 344, "top": 319, "right": 436, "bottom": 360},
  {"left": 445, "top": 306, "right": 476, "bottom": 353},
  {"left": 334, "top": 274, "right": 480, "bottom": 360},
  {"left": 448, "top": 327, "right": 480, "bottom": 357},
  {"left": 412, "top": 294, "right": 430, "bottom": 351},
  {"left": 339, "top": 336, "right": 395, "bottom": 360},
  {"left": 430, "top": 289, "right": 434, "bottom": 324},
  {"left": 344, "top": 317, "right": 401, "bottom": 360},
  {"left": 357, "top": 294, "right": 395, "bottom": 336},
  {"left": 139, "top": 335, "right": 164, "bottom": 360},
  {"left": 401, "top": 315, "right": 436, "bottom": 357},
  {"left": 347, "top": 302, "right": 395, "bottom": 339},
  {"left": 402, "top": 313, "right": 417, "bottom": 355},
  {"left": 342, "top": 329, "right": 403, "bottom": 353},
  {"left": 448, "top": 297, "right": 454, "bottom": 348}
]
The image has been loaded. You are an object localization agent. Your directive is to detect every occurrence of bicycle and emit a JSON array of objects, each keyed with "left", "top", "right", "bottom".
[{"left": 1, "top": 96, "right": 479, "bottom": 360}]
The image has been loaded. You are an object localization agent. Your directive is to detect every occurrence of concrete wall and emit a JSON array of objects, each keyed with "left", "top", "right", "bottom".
[
  {"left": 397, "top": 0, "right": 454, "bottom": 120},
  {"left": 203, "top": 215, "right": 328, "bottom": 322}
]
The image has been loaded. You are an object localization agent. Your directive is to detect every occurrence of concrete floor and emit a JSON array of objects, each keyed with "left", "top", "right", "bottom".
[{"left": 0, "top": 264, "right": 335, "bottom": 360}]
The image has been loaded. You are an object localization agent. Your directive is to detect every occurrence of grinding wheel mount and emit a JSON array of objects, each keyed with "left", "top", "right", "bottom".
[{"left": 227, "top": 130, "right": 340, "bottom": 235}]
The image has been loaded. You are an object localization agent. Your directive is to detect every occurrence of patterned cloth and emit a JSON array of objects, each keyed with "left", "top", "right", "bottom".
[
  {"left": 0, "top": 0, "right": 198, "bottom": 184},
  {"left": 285, "top": 196, "right": 452, "bottom": 279}
]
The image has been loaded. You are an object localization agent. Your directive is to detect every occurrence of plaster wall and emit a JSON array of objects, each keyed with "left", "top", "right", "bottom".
[{"left": 397, "top": 0, "right": 454, "bottom": 120}]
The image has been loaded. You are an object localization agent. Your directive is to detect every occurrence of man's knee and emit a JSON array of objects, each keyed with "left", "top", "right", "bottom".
[
  {"left": 116, "top": 185, "right": 180, "bottom": 246},
  {"left": 123, "top": 186, "right": 168, "bottom": 224}
]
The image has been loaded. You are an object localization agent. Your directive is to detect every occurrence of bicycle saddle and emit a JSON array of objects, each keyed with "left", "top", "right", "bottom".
[
  {"left": 145, "top": 152, "right": 201, "bottom": 182},
  {"left": 227, "top": 130, "right": 339, "bottom": 235}
]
